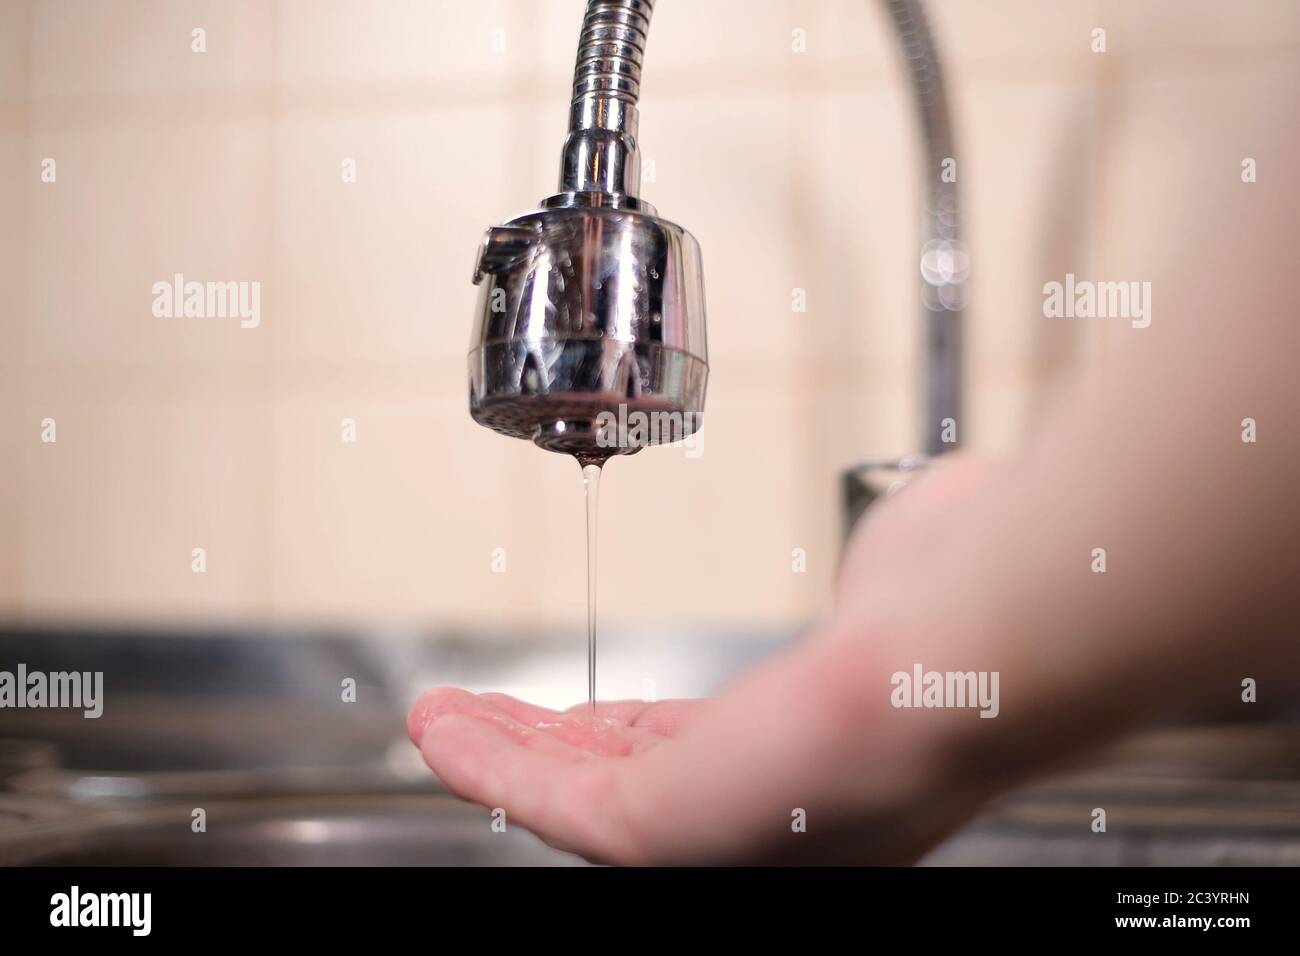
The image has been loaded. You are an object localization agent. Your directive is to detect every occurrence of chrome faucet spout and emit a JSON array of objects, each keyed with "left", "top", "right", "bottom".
[
  {"left": 467, "top": 0, "right": 964, "bottom": 462},
  {"left": 882, "top": 0, "right": 966, "bottom": 454}
]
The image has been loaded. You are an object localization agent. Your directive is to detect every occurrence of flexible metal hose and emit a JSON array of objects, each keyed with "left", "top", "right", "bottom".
[
  {"left": 881, "top": 0, "right": 965, "bottom": 454},
  {"left": 565, "top": 0, "right": 963, "bottom": 453},
  {"left": 571, "top": 0, "right": 654, "bottom": 114}
]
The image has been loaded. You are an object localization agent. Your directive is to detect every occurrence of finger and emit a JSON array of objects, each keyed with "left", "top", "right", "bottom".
[
  {"left": 405, "top": 686, "right": 496, "bottom": 743},
  {"left": 460, "top": 697, "right": 647, "bottom": 754},
  {"left": 477, "top": 692, "right": 565, "bottom": 727},
  {"left": 469, "top": 691, "right": 671, "bottom": 755},
  {"left": 459, "top": 692, "right": 672, "bottom": 745},
  {"left": 409, "top": 688, "right": 647, "bottom": 757},
  {"left": 420, "top": 712, "right": 638, "bottom": 862},
  {"left": 563, "top": 698, "right": 707, "bottom": 737},
  {"left": 408, "top": 688, "right": 580, "bottom": 758},
  {"left": 407, "top": 686, "right": 473, "bottom": 743}
]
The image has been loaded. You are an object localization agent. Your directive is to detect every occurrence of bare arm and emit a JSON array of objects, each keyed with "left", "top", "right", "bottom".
[
  {"left": 408, "top": 96, "right": 1300, "bottom": 866},
  {"left": 853, "top": 160, "right": 1300, "bottom": 784}
]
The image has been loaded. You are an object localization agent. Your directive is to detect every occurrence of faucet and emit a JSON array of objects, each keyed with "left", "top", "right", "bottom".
[{"left": 468, "top": 0, "right": 964, "bottom": 469}]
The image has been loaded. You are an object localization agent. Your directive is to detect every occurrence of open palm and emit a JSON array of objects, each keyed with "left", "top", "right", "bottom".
[
  {"left": 407, "top": 456, "right": 1000, "bottom": 864},
  {"left": 407, "top": 645, "right": 971, "bottom": 864}
]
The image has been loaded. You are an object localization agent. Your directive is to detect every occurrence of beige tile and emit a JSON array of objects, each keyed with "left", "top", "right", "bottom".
[
  {"left": 482, "top": 437, "right": 586, "bottom": 633},
  {"left": 29, "top": 0, "right": 273, "bottom": 100},
  {"left": 792, "top": 365, "right": 921, "bottom": 614},
  {"left": 513, "top": 0, "right": 1110, "bottom": 94},
  {"left": 805, "top": 364, "right": 919, "bottom": 471},
  {"left": 794, "top": 86, "right": 919, "bottom": 373},
  {"left": 522, "top": 83, "right": 576, "bottom": 194},
  {"left": 794, "top": 0, "right": 942, "bottom": 87},
  {"left": 20, "top": 399, "right": 271, "bottom": 621},
  {"left": 966, "top": 365, "right": 1037, "bottom": 454},
  {"left": 524, "top": 361, "right": 809, "bottom": 630},
  {"left": 0, "top": 402, "right": 23, "bottom": 618},
  {"left": 934, "top": 0, "right": 1110, "bottom": 78},
  {"left": 3, "top": 79, "right": 29, "bottom": 617},
  {"left": 637, "top": 88, "right": 803, "bottom": 367},
  {"left": 271, "top": 105, "right": 533, "bottom": 373},
  {"left": 30, "top": 0, "right": 1296, "bottom": 638},
  {"left": 0, "top": 13, "right": 27, "bottom": 369},
  {"left": 0, "top": 2, "right": 32, "bottom": 109},
  {"left": 530, "top": 0, "right": 808, "bottom": 90},
  {"left": 1101, "top": 59, "right": 1300, "bottom": 270},
  {"left": 1092, "top": 57, "right": 1300, "bottom": 363},
  {"left": 653, "top": 0, "right": 834, "bottom": 76},
  {"left": 1103, "top": 0, "right": 1300, "bottom": 60},
  {"left": 267, "top": 382, "right": 539, "bottom": 630},
  {"left": 503, "top": 0, "right": 582, "bottom": 86},
  {"left": 26, "top": 119, "right": 274, "bottom": 367},
  {"left": 954, "top": 77, "right": 1103, "bottom": 406},
  {"left": 275, "top": 0, "right": 527, "bottom": 91}
]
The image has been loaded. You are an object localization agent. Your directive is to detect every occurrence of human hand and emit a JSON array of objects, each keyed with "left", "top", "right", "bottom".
[{"left": 407, "top": 455, "right": 1006, "bottom": 864}]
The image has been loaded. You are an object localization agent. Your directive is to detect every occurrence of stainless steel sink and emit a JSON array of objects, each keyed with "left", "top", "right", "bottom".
[
  {"left": 0, "top": 624, "right": 786, "bottom": 866},
  {"left": 924, "top": 724, "right": 1300, "bottom": 866},
  {"left": 4, "top": 626, "right": 1299, "bottom": 866},
  {"left": 0, "top": 794, "right": 585, "bottom": 866},
  {"left": 0, "top": 625, "right": 787, "bottom": 804}
]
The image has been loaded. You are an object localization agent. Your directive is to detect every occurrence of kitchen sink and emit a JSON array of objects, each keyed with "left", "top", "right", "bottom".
[
  {"left": 0, "top": 794, "right": 585, "bottom": 866},
  {"left": 0, "top": 624, "right": 785, "bottom": 865},
  {"left": 3, "top": 625, "right": 1299, "bottom": 866},
  {"left": 923, "top": 724, "right": 1300, "bottom": 866}
]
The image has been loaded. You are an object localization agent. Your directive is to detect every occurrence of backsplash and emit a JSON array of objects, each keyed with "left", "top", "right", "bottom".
[{"left": 2, "top": 0, "right": 1297, "bottom": 632}]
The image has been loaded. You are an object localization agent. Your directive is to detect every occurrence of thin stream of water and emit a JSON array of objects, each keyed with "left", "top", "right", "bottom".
[{"left": 581, "top": 461, "right": 602, "bottom": 710}]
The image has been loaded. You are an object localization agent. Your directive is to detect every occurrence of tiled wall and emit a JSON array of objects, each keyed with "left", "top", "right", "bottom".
[{"left": 2, "top": 1, "right": 1297, "bottom": 633}]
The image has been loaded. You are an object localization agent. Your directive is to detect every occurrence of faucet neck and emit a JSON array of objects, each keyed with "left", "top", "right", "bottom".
[
  {"left": 551, "top": 0, "right": 965, "bottom": 456},
  {"left": 558, "top": 0, "right": 654, "bottom": 197}
]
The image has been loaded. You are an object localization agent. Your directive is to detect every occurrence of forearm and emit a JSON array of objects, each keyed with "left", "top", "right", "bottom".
[{"left": 865, "top": 315, "right": 1299, "bottom": 785}]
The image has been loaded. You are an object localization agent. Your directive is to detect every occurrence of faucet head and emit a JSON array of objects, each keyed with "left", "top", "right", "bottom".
[{"left": 469, "top": 193, "right": 707, "bottom": 464}]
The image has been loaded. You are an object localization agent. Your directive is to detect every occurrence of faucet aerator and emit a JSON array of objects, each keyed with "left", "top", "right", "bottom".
[{"left": 467, "top": 0, "right": 707, "bottom": 465}]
